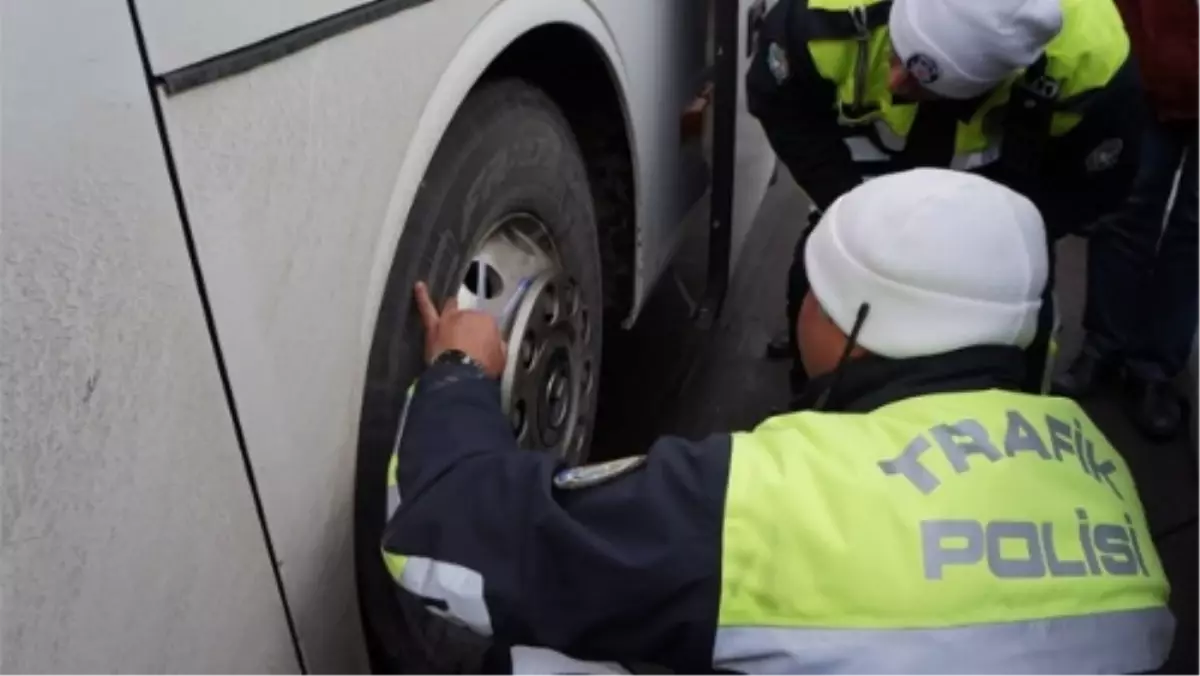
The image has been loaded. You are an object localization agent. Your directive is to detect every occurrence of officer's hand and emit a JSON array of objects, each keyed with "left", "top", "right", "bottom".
[{"left": 414, "top": 281, "right": 507, "bottom": 379}]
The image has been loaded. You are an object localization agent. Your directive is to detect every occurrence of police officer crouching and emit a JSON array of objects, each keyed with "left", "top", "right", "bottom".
[
  {"left": 748, "top": 0, "right": 1144, "bottom": 400},
  {"left": 382, "top": 169, "right": 1173, "bottom": 674}
]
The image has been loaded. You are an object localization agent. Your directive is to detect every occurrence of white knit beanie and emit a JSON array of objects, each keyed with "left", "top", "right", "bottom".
[
  {"left": 889, "top": 0, "right": 1064, "bottom": 99},
  {"left": 805, "top": 168, "right": 1048, "bottom": 359}
]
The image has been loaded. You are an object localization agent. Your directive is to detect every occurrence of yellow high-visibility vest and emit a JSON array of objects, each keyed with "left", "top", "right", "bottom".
[{"left": 716, "top": 389, "right": 1171, "bottom": 672}]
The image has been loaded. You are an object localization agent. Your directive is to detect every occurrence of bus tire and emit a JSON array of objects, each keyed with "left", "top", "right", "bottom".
[{"left": 354, "top": 78, "right": 605, "bottom": 673}]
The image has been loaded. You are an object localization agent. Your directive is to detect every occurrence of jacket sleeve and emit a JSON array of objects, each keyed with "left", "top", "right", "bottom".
[
  {"left": 1115, "top": 0, "right": 1198, "bottom": 121},
  {"left": 746, "top": 0, "right": 863, "bottom": 210},
  {"left": 980, "top": 59, "right": 1147, "bottom": 238},
  {"left": 381, "top": 361, "right": 731, "bottom": 672}
]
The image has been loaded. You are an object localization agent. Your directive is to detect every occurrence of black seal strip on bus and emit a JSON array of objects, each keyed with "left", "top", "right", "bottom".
[
  {"left": 693, "top": 0, "right": 740, "bottom": 329},
  {"left": 158, "top": 0, "right": 432, "bottom": 96}
]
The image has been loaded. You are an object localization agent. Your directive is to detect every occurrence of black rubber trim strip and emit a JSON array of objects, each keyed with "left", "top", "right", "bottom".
[
  {"left": 126, "top": 2, "right": 310, "bottom": 672},
  {"left": 694, "top": 0, "right": 739, "bottom": 329},
  {"left": 158, "top": 0, "right": 432, "bottom": 96}
]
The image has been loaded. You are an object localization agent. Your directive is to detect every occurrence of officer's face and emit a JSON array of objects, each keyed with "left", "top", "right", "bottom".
[
  {"left": 888, "top": 51, "right": 942, "bottom": 101},
  {"left": 798, "top": 292, "right": 857, "bottom": 379}
]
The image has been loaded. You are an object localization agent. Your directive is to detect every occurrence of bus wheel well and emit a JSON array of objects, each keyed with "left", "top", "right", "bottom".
[{"left": 483, "top": 25, "right": 636, "bottom": 320}]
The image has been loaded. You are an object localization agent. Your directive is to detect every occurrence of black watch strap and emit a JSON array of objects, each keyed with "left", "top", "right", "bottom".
[{"left": 432, "top": 349, "right": 484, "bottom": 372}]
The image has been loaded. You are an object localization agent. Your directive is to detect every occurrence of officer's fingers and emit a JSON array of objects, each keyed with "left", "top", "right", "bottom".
[
  {"left": 441, "top": 295, "right": 460, "bottom": 315},
  {"left": 413, "top": 282, "right": 440, "bottom": 330}
]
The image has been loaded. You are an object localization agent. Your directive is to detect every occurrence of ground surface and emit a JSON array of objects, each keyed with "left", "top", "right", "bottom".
[{"left": 593, "top": 171, "right": 1199, "bottom": 673}]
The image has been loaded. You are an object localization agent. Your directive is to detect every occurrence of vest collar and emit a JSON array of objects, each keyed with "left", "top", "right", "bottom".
[{"left": 793, "top": 345, "right": 1027, "bottom": 414}]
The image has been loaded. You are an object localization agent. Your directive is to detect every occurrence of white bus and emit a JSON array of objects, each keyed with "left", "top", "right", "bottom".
[{"left": 2, "top": 0, "right": 775, "bottom": 671}]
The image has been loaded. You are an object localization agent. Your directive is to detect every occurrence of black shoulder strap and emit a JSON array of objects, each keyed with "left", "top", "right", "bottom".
[
  {"left": 796, "top": 1, "right": 893, "bottom": 120},
  {"left": 999, "top": 54, "right": 1059, "bottom": 176}
]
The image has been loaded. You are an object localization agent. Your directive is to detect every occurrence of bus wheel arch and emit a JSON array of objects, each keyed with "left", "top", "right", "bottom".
[{"left": 483, "top": 23, "right": 638, "bottom": 323}]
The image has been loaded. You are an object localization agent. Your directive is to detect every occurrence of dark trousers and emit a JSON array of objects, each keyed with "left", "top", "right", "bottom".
[
  {"left": 784, "top": 213, "right": 819, "bottom": 396},
  {"left": 785, "top": 215, "right": 1059, "bottom": 396},
  {"left": 1081, "top": 118, "right": 1199, "bottom": 381}
]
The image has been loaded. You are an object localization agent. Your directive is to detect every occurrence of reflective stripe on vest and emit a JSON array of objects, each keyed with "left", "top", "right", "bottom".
[
  {"left": 714, "top": 607, "right": 1174, "bottom": 673},
  {"left": 385, "top": 381, "right": 418, "bottom": 519},
  {"left": 805, "top": 0, "right": 1130, "bottom": 167},
  {"left": 718, "top": 390, "right": 1171, "bottom": 672},
  {"left": 862, "top": 119, "right": 1002, "bottom": 169},
  {"left": 510, "top": 646, "right": 629, "bottom": 675},
  {"left": 381, "top": 548, "right": 495, "bottom": 636}
]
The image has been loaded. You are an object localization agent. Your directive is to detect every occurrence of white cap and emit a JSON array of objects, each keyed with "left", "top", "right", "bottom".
[
  {"left": 889, "top": 0, "right": 1063, "bottom": 99},
  {"left": 805, "top": 168, "right": 1048, "bottom": 359}
]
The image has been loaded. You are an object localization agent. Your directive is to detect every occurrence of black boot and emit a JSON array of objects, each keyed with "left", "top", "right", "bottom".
[
  {"left": 1052, "top": 351, "right": 1116, "bottom": 399},
  {"left": 789, "top": 358, "right": 809, "bottom": 399},
  {"left": 1126, "top": 376, "right": 1184, "bottom": 441}
]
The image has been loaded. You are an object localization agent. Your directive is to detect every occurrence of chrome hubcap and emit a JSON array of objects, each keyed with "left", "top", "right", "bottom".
[{"left": 456, "top": 215, "right": 593, "bottom": 463}]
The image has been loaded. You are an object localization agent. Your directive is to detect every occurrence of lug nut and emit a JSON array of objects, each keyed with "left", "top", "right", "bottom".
[
  {"left": 520, "top": 333, "right": 535, "bottom": 368},
  {"left": 511, "top": 400, "right": 526, "bottom": 435}
]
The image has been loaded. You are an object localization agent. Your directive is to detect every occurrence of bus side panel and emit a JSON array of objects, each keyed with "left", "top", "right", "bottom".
[
  {"left": 151, "top": 1, "right": 495, "bottom": 670},
  {"left": 134, "top": 0, "right": 371, "bottom": 74},
  {"left": 0, "top": 2, "right": 297, "bottom": 673}
]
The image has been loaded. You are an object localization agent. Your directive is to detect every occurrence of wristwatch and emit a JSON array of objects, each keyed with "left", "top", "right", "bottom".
[{"left": 432, "top": 349, "right": 485, "bottom": 373}]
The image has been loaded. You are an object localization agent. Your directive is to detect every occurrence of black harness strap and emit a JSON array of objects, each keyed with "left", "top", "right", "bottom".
[
  {"left": 999, "top": 54, "right": 1058, "bottom": 177},
  {"left": 800, "top": 0, "right": 893, "bottom": 120},
  {"left": 901, "top": 102, "right": 959, "bottom": 168}
]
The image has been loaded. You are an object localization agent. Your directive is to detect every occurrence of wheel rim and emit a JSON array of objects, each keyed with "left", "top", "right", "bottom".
[{"left": 457, "top": 214, "right": 593, "bottom": 464}]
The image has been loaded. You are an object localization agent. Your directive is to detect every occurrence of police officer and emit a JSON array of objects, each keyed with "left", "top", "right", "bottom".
[
  {"left": 747, "top": 0, "right": 1144, "bottom": 398},
  {"left": 382, "top": 169, "right": 1173, "bottom": 674}
]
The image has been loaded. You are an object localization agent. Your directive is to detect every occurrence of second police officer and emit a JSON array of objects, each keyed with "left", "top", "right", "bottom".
[{"left": 746, "top": 0, "right": 1144, "bottom": 401}]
